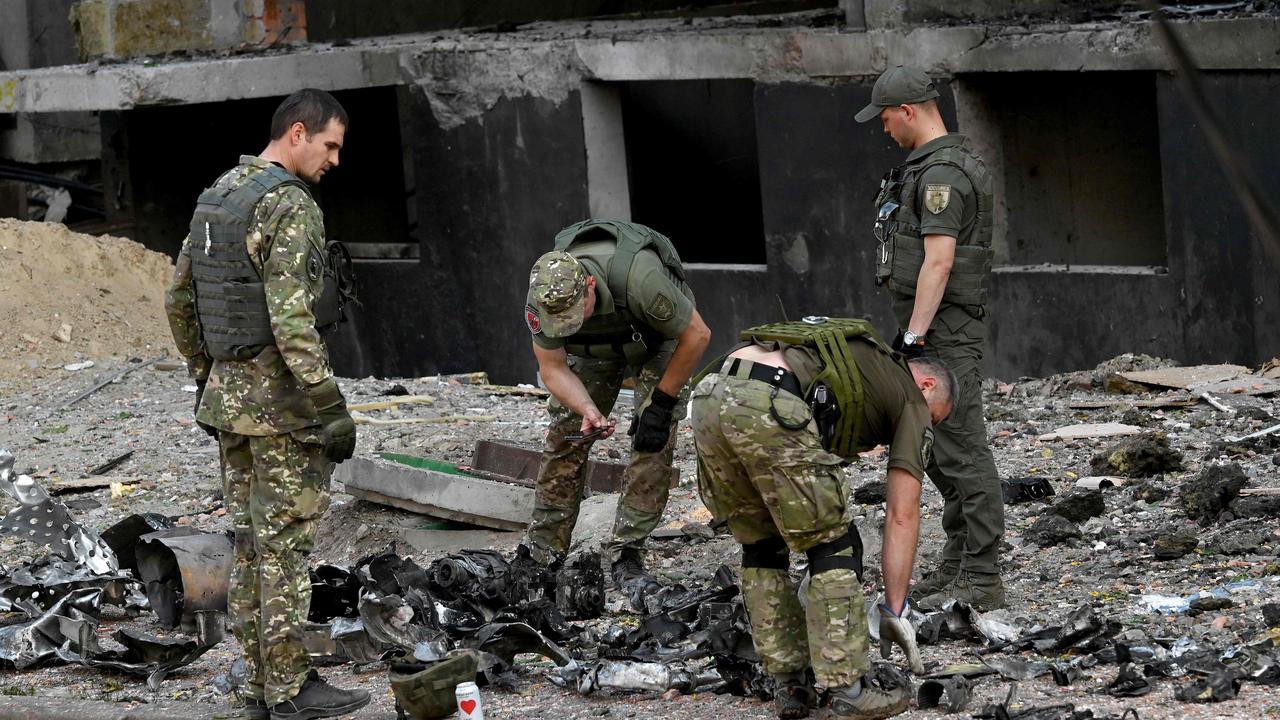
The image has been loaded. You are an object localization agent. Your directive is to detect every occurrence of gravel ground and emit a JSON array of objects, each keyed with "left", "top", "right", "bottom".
[{"left": 1, "top": 354, "right": 1278, "bottom": 719}]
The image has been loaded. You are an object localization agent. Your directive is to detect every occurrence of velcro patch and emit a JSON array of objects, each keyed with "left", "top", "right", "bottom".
[
  {"left": 306, "top": 250, "right": 323, "bottom": 282},
  {"left": 525, "top": 305, "right": 542, "bottom": 334},
  {"left": 924, "top": 184, "right": 951, "bottom": 215},
  {"left": 646, "top": 293, "right": 675, "bottom": 322},
  {"left": 921, "top": 427, "right": 935, "bottom": 468}
]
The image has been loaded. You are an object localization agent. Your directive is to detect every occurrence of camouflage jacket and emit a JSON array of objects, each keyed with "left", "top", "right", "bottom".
[{"left": 164, "top": 155, "right": 334, "bottom": 436}]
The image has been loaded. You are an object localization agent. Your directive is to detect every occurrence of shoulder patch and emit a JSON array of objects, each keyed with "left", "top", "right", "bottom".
[
  {"left": 646, "top": 292, "right": 675, "bottom": 322},
  {"left": 920, "top": 427, "right": 935, "bottom": 468},
  {"left": 924, "top": 183, "right": 951, "bottom": 215},
  {"left": 525, "top": 305, "right": 542, "bottom": 334}
]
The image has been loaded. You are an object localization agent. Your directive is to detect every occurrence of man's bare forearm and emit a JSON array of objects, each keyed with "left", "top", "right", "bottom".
[
  {"left": 656, "top": 311, "right": 711, "bottom": 397},
  {"left": 882, "top": 467, "right": 922, "bottom": 613},
  {"left": 906, "top": 234, "right": 956, "bottom": 336}
]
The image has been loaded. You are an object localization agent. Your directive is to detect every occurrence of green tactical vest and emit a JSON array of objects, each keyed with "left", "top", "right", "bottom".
[
  {"left": 552, "top": 219, "right": 687, "bottom": 363},
  {"left": 739, "top": 317, "right": 908, "bottom": 459},
  {"left": 872, "top": 139, "right": 994, "bottom": 313},
  {"left": 190, "top": 164, "right": 350, "bottom": 361}
]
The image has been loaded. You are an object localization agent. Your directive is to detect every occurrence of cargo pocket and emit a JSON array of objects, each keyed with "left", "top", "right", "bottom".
[
  {"left": 771, "top": 463, "right": 846, "bottom": 537},
  {"left": 285, "top": 428, "right": 331, "bottom": 521}
]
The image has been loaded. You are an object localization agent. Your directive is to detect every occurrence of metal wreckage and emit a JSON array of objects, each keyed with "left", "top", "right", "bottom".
[{"left": 4, "top": 444, "right": 1280, "bottom": 718}]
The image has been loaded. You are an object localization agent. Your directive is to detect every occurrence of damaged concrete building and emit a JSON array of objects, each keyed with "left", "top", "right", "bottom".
[{"left": 1, "top": 0, "right": 1278, "bottom": 383}]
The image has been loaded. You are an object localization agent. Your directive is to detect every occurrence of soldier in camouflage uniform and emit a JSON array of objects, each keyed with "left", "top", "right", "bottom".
[
  {"left": 690, "top": 323, "right": 955, "bottom": 719},
  {"left": 165, "top": 89, "right": 368, "bottom": 720},
  {"left": 856, "top": 66, "right": 1006, "bottom": 610},
  {"left": 521, "top": 221, "right": 711, "bottom": 599}
]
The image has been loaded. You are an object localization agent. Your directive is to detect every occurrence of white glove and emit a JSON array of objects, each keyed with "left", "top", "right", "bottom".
[{"left": 878, "top": 601, "right": 924, "bottom": 674}]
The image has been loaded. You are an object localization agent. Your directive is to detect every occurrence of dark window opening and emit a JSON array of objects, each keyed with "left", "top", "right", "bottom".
[
  {"left": 964, "top": 71, "right": 1167, "bottom": 267},
  {"left": 621, "top": 79, "right": 766, "bottom": 265},
  {"left": 114, "top": 86, "right": 414, "bottom": 260}
]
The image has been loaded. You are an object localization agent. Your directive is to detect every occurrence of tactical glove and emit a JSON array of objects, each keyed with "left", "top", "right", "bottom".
[
  {"left": 878, "top": 601, "right": 924, "bottom": 674},
  {"left": 306, "top": 378, "right": 356, "bottom": 463},
  {"left": 629, "top": 387, "right": 679, "bottom": 453},
  {"left": 193, "top": 379, "right": 218, "bottom": 438},
  {"left": 891, "top": 331, "right": 926, "bottom": 360}
]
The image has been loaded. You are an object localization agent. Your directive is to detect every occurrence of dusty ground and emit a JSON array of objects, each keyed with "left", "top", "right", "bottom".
[{"left": 0, "top": 222, "right": 1277, "bottom": 718}]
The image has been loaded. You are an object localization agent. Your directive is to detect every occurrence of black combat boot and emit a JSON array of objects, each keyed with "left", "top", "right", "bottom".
[
  {"left": 243, "top": 695, "right": 269, "bottom": 720},
  {"left": 611, "top": 547, "right": 662, "bottom": 612},
  {"left": 269, "top": 670, "right": 371, "bottom": 720}
]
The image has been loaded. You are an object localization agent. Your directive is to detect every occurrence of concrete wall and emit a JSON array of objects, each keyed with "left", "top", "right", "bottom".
[{"left": 70, "top": 0, "right": 306, "bottom": 61}]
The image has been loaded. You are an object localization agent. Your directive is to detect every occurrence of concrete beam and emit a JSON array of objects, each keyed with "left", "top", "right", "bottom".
[
  {"left": 334, "top": 456, "right": 533, "bottom": 531},
  {"left": 0, "top": 43, "right": 402, "bottom": 113}
]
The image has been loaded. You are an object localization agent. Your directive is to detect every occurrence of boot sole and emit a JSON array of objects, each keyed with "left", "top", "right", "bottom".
[{"left": 270, "top": 694, "right": 371, "bottom": 720}]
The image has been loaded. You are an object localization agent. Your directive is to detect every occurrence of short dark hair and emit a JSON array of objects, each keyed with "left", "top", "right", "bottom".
[
  {"left": 270, "top": 89, "right": 348, "bottom": 140},
  {"left": 908, "top": 356, "right": 957, "bottom": 406}
]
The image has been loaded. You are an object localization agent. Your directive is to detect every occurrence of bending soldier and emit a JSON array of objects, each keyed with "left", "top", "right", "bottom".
[
  {"left": 856, "top": 66, "right": 1006, "bottom": 609},
  {"left": 690, "top": 318, "right": 954, "bottom": 719},
  {"left": 165, "top": 89, "right": 367, "bottom": 720},
  {"left": 521, "top": 220, "right": 711, "bottom": 598}
]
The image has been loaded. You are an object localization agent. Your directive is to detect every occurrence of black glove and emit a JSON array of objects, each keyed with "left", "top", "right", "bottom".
[
  {"left": 193, "top": 379, "right": 218, "bottom": 438},
  {"left": 306, "top": 378, "right": 356, "bottom": 463},
  {"left": 630, "top": 387, "right": 679, "bottom": 453},
  {"left": 891, "top": 330, "right": 926, "bottom": 360}
]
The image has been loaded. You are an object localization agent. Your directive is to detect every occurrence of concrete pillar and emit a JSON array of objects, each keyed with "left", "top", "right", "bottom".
[{"left": 580, "top": 81, "right": 631, "bottom": 221}]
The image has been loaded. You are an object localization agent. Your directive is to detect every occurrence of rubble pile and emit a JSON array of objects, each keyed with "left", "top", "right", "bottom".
[
  {"left": 0, "top": 219, "right": 175, "bottom": 394},
  {"left": 0, "top": 353, "right": 1277, "bottom": 717}
]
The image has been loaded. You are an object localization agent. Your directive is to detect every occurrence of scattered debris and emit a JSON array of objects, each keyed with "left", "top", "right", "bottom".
[
  {"left": 1090, "top": 433, "right": 1185, "bottom": 477},
  {"left": 0, "top": 449, "right": 118, "bottom": 574},
  {"left": 1180, "top": 463, "right": 1248, "bottom": 526},
  {"left": 136, "top": 529, "right": 233, "bottom": 630},
  {"left": 1024, "top": 514, "right": 1082, "bottom": 547},
  {"left": 1002, "top": 477, "right": 1055, "bottom": 504},
  {"left": 1118, "top": 364, "right": 1249, "bottom": 390},
  {"left": 1037, "top": 423, "right": 1142, "bottom": 441},
  {"left": 1049, "top": 490, "right": 1105, "bottom": 523}
]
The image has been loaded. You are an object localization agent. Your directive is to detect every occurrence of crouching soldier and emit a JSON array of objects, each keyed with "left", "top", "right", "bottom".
[
  {"left": 690, "top": 317, "right": 954, "bottom": 719},
  {"left": 521, "top": 220, "right": 711, "bottom": 595}
]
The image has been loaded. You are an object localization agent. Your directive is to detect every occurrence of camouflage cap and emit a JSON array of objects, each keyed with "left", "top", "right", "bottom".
[
  {"left": 527, "top": 250, "right": 589, "bottom": 338},
  {"left": 854, "top": 65, "right": 940, "bottom": 123}
]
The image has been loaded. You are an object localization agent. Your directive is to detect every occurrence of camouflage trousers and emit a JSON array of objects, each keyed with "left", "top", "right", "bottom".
[
  {"left": 893, "top": 300, "right": 1004, "bottom": 575},
  {"left": 219, "top": 428, "right": 331, "bottom": 706},
  {"left": 525, "top": 344, "right": 687, "bottom": 564},
  {"left": 690, "top": 366, "right": 869, "bottom": 689}
]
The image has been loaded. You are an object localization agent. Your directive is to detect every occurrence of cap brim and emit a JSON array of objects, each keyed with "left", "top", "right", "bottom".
[
  {"left": 537, "top": 293, "right": 588, "bottom": 338},
  {"left": 854, "top": 102, "right": 882, "bottom": 123}
]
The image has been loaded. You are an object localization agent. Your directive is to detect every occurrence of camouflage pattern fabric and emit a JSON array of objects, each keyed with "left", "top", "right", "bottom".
[
  {"left": 165, "top": 154, "right": 334, "bottom": 437},
  {"left": 165, "top": 155, "right": 341, "bottom": 707},
  {"left": 690, "top": 371, "right": 869, "bottom": 689},
  {"left": 524, "top": 343, "right": 688, "bottom": 564},
  {"left": 220, "top": 427, "right": 331, "bottom": 706}
]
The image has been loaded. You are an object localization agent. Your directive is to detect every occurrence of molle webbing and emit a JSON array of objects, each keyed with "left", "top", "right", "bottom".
[{"left": 553, "top": 219, "right": 686, "bottom": 310}]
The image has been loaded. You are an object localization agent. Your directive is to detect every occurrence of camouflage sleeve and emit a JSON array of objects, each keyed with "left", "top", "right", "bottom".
[
  {"left": 163, "top": 234, "right": 212, "bottom": 380},
  {"left": 916, "top": 164, "right": 974, "bottom": 239},
  {"left": 260, "top": 190, "right": 333, "bottom": 388}
]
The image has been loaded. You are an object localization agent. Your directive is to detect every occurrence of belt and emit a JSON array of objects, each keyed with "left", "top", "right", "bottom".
[{"left": 721, "top": 357, "right": 804, "bottom": 399}]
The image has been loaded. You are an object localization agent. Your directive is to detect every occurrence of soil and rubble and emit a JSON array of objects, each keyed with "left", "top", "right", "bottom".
[{"left": 0, "top": 223, "right": 1279, "bottom": 719}]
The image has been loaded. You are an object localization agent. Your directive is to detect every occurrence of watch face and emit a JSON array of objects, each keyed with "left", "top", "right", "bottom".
[{"left": 903, "top": 331, "right": 918, "bottom": 345}]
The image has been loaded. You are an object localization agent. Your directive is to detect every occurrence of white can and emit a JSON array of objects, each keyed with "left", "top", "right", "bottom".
[{"left": 455, "top": 680, "right": 483, "bottom": 720}]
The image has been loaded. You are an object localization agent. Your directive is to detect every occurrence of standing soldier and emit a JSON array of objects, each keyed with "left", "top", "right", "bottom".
[
  {"left": 522, "top": 220, "right": 711, "bottom": 599},
  {"left": 165, "top": 89, "right": 367, "bottom": 720},
  {"left": 691, "top": 317, "right": 954, "bottom": 719},
  {"left": 855, "top": 65, "right": 1006, "bottom": 609}
]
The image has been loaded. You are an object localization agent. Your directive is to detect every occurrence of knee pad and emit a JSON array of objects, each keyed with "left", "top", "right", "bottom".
[
  {"left": 805, "top": 522, "right": 864, "bottom": 580},
  {"left": 742, "top": 537, "right": 789, "bottom": 570}
]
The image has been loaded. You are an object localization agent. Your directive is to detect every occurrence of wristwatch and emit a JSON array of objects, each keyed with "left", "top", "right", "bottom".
[{"left": 902, "top": 330, "right": 925, "bottom": 346}]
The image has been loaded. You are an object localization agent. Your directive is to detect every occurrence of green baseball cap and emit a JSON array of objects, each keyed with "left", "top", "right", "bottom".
[
  {"left": 854, "top": 65, "right": 940, "bottom": 123},
  {"left": 526, "top": 250, "right": 589, "bottom": 338}
]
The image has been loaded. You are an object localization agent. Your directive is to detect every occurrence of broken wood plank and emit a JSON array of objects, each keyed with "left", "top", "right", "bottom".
[
  {"left": 1067, "top": 396, "right": 1199, "bottom": 410},
  {"left": 347, "top": 395, "right": 435, "bottom": 412},
  {"left": 1225, "top": 421, "right": 1280, "bottom": 444},
  {"left": 351, "top": 413, "right": 496, "bottom": 426},
  {"left": 333, "top": 456, "right": 533, "bottom": 531},
  {"left": 87, "top": 450, "right": 134, "bottom": 476},
  {"left": 470, "top": 439, "right": 680, "bottom": 492},
  {"left": 1038, "top": 423, "right": 1143, "bottom": 441},
  {"left": 1198, "top": 391, "right": 1236, "bottom": 414},
  {"left": 1238, "top": 488, "right": 1280, "bottom": 497},
  {"left": 475, "top": 384, "right": 550, "bottom": 398},
  {"left": 57, "top": 356, "right": 164, "bottom": 410},
  {"left": 1118, "top": 364, "right": 1249, "bottom": 390},
  {"left": 51, "top": 475, "right": 138, "bottom": 494}
]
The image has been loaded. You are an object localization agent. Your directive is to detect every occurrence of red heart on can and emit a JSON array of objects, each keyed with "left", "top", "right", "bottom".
[{"left": 460, "top": 699, "right": 477, "bottom": 715}]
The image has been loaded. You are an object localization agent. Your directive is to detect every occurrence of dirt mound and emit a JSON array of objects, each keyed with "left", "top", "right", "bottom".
[{"left": 0, "top": 219, "right": 175, "bottom": 393}]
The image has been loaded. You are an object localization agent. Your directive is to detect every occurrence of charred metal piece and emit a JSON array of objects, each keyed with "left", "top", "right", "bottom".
[
  {"left": 56, "top": 625, "right": 218, "bottom": 690},
  {"left": 309, "top": 564, "right": 361, "bottom": 621},
  {"left": 576, "top": 659, "right": 720, "bottom": 695},
  {"left": 0, "top": 587, "right": 100, "bottom": 669},
  {"left": 1174, "top": 667, "right": 1244, "bottom": 702},
  {"left": 1002, "top": 476, "right": 1056, "bottom": 504},
  {"left": 428, "top": 549, "right": 526, "bottom": 610},
  {"left": 463, "top": 621, "right": 572, "bottom": 668},
  {"left": 0, "top": 555, "right": 140, "bottom": 616},
  {"left": 0, "top": 449, "right": 118, "bottom": 574},
  {"left": 101, "top": 513, "right": 174, "bottom": 577},
  {"left": 554, "top": 551, "right": 604, "bottom": 621},
  {"left": 1106, "top": 663, "right": 1153, "bottom": 697},
  {"left": 917, "top": 675, "right": 974, "bottom": 713},
  {"left": 136, "top": 528, "right": 232, "bottom": 630}
]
